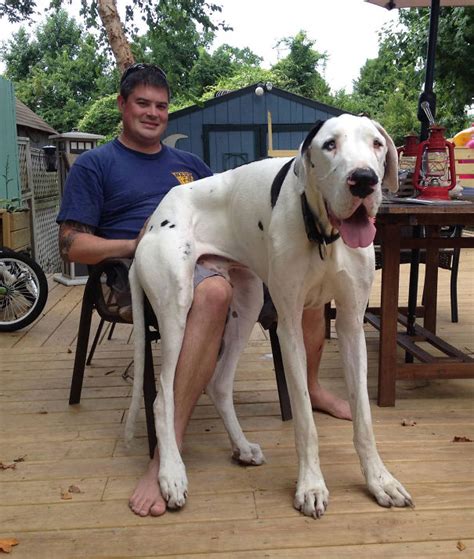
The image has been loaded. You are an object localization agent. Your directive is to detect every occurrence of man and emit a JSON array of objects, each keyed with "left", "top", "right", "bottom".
[{"left": 57, "top": 63, "right": 351, "bottom": 518}]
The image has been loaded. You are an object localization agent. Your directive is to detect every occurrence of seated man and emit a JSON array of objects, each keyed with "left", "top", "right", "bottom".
[{"left": 57, "top": 63, "right": 351, "bottom": 518}]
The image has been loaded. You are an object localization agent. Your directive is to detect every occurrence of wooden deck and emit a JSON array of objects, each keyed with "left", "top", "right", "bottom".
[{"left": 1, "top": 252, "right": 473, "bottom": 558}]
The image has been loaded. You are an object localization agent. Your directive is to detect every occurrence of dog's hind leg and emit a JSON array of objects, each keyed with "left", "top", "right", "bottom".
[
  {"left": 136, "top": 237, "right": 195, "bottom": 510},
  {"left": 205, "top": 268, "right": 266, "bottom": 466}
]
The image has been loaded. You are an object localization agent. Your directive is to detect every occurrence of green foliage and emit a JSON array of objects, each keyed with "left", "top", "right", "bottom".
[
  {"left": 353, "top": 7, "right": 473, "bottom": 140},
  {"left": 1, "top": 9, "right": 117, "bottom": 132},
  {"left": 271, "top": 31, "right": 331, "bottom": 102},
  {"left": 188, "top": 44, "right": 263, "bottom": 97},
  {"left": 77, "top": 93, "right": 121, "bottom": 141},
  {"left": 201, "top": 66, "right": 278, "bottom": 100},
  {"left": 0, "top": 0, "right": 36, "bottom": 22}
]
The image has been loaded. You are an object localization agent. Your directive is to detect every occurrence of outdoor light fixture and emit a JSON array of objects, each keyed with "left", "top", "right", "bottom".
[
  {"left": 255, "top": 82, "right": 273, "bottom": 96},
  {"left": 42, "top": 145, "right": 57, "bottom": 173},
  {"left": 412, "top": 124, "right": 456, "bottom": 200}
]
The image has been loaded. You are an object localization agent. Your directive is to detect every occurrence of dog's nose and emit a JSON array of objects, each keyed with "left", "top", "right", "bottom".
[{"left": 347, "top": 168, "right": 378, "bottom": 198}]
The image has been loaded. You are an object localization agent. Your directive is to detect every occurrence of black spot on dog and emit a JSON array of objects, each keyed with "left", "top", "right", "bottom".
[
  {"left": 161, "top": 220, "right": 169, "bottom": 227},
  {"left": 149, "top": 225, "right": 154, "bottom": 231},
  {"left": 258, "top": 221, "right": 264, "bottom": 231},
  {"left": 169, "top": 224, "right": 176, "bottom": 228},
  {"left": 232, "top": 310, "right": 238, "bottom": 318}
]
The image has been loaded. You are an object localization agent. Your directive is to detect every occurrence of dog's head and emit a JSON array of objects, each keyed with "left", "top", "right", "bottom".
[{"left": 295, "top": 114, "right": 398, "bottom": 249}]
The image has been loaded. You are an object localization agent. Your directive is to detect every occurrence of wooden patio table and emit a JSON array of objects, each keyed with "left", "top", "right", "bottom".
[{"left": 364, "top": 199, "right": 474, "bottom": 406}]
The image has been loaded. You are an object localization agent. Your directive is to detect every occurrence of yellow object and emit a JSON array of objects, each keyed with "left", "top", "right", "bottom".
[{"left": 452, "top": 125, "right": 474, "bottom": 147}]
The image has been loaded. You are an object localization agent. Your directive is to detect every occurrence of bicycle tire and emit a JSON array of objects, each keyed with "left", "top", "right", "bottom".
[{"left": 0, "top": 250, "right": 48, "bottom": 331}]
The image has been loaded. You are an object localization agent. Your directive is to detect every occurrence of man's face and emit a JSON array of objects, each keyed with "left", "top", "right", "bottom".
[{"left": 117, "top": 84, "right": 169, "bottom": 150}]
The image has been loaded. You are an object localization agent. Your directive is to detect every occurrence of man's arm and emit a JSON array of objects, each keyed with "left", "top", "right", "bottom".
[{"left": 59, "top": 221, "right": 137, "bottom": 265}]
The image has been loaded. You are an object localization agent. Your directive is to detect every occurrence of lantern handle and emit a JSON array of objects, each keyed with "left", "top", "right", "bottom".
[{"left": 421, "top": 101, "right": 435, "bottom": 126}]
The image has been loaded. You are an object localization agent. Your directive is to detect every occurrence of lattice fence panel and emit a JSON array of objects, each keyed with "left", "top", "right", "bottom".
[
  {"left": 30, "top": 148, "right": 61, "bottom": 273},
  {"left": 17, "top": 139, "right": 61, "bottom": 273},
  {"left": 34, "top": 203, "right": 61, "bottom": 273}
]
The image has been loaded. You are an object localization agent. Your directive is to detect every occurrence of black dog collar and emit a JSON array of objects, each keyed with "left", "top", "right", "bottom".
[{"left": 270, "top": 158, "right": 340, "bottom": 258}]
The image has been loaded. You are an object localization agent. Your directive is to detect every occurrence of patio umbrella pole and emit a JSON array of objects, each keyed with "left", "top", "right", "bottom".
[{"left": 418, "top": 0, "right": 440, "bottom": 141}]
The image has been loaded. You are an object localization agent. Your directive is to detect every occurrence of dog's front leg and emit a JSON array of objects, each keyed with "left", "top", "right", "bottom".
[
  {"left": 335, "top": 304, "right": 413, "bottom": 508},
  {"left": 271, "top": 292, "right": 329, "bottom": 518}
]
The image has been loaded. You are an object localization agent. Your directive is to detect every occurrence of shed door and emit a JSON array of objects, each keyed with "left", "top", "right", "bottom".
[{"left": 207, "top": 130, "right": 258, "bottom": 173}]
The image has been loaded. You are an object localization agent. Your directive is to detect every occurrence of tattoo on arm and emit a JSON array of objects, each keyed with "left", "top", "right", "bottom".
[{"left": 59, "top": 221, "right": 95, "bottom": 261}]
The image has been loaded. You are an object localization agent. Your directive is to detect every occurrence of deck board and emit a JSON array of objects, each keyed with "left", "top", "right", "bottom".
[{"left": 0, "top": 250, "right": 473, "bottom": 558}]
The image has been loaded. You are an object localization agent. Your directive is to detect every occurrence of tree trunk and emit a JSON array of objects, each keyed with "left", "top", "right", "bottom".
[{"left": 97, "top": 0, "right": 134, "bottom": 72}]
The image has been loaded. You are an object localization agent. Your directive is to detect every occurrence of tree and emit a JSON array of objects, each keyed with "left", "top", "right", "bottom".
[
  {"left": 0, "top": 0, "right": 36, "bottom": 22},
  {"left": 188, "top": 44, "right": 263, "bottom": 98},
  {"left": 353, "top": 7, "right": 473, "bottom": 139},
  {"left": 2, "top": 0, "right": 228, "bottom": 71},
  {"left": 1, "top": 9, "right": 116, "bottom": 131},
  {"left": 271, "top": 31, "right": 331, "bottom": 102}
]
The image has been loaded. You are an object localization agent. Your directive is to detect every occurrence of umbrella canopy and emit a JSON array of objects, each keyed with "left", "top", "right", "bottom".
[
  {"left": 366, "top": 0, "right": 473, "bottom": 138},
  {"left": 367, "top": 0, "right": 472, "bottom": 7}
]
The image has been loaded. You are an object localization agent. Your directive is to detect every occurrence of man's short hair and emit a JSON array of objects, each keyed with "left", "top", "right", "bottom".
[{"left": 120, "top": 63, "right": 170, "bottom": 100}]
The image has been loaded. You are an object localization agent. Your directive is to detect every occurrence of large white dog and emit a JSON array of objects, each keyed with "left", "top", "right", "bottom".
[{"left": 125, "top": 114, "right": 413, "bottom": 518}]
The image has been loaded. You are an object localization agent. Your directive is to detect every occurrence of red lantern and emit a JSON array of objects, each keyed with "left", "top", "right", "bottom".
[
  {"left": 397, "top": 134, "right": 419, "bottom": 167},
  {"left": 413, "top": 125, "right": 456, "bottom": 200}
]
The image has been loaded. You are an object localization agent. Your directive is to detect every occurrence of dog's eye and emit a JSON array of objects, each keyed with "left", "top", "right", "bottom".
[
  {"left": 374, "top": 138, "right": 384, "bottom": 149},
  {"left": 323, "top": 140, "right": 336, "bottom": 151}
]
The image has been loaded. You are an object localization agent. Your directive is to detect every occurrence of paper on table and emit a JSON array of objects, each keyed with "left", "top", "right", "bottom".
[{"left": 390, "top": 197, "right": 473, "bottom": 205}]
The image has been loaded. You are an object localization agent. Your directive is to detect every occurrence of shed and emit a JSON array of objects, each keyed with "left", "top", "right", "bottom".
[
  {"left": 16, "top": 98, "right": 58, "bottom": 148},
  {"left": 165, "top": 84, "right": 347, "bottom": 172}
]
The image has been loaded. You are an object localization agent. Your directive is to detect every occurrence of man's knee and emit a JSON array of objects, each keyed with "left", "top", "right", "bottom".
[{"left": 193, "top": 276, "right": 232, "bottom": 318}]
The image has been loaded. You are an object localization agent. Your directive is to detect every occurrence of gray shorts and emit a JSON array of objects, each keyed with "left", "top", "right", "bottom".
[{"left": 193, "top": 262, "right": 226, "bottom": 288}]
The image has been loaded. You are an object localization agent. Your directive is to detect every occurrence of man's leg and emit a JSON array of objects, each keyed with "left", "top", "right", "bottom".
[
  {"left": 303, "top": 307, "right": 352, "bottom": 421},
  {"left": 129, "top": 275, "right": 232, "bottom": 516}
]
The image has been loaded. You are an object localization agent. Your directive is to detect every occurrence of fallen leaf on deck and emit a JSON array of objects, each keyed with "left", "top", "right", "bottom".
[
  {"left": 0, "top": 463, "right": 16, "bottom": 471},
  {"left": 60, "top": 489, "right": 73, "bottom": 500},
  {"left": 13, "top": 456, "right": 26, "bottom": 463},
  {"left": 457, "top": 541, "right": 466, "bottom": 551},
  {"left": 68, "top": 485, "right": 82, "bottom": 494},
  {"left": 0, "top": 538, "right": 19, "bottom": 553},
  {"left": 401, "top": 418, "right": 417, "bottom": 426},
  {"left": 453, "top": 436, "right": 473, "bottom": 443},
  {"left": 67, "top": 348, "right": 72, "bottom": 353}
]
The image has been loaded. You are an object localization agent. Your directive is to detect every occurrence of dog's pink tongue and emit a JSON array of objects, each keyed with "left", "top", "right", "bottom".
[{"left": 336, "top": 206, "right": 376, "bottom": 249}]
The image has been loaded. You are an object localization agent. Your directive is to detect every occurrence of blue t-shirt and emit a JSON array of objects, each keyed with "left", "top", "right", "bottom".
[{"left": 57, "top": 139, "right": 212, "bottom": 239}]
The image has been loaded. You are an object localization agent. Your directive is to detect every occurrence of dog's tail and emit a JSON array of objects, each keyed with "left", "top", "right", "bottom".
[{"left": 124, "top": 262, "right": 145, "bottom": 445}]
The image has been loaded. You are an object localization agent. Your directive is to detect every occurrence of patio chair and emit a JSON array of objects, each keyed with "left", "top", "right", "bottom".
[
  {"left": 323, "top": 224, "right": 462, "bottom": 338},
  {"left": 69, "top": 258, "right": 160, "bottom": 457},
  {"left": 69, "top": 260, "right": 292, "bottom": 459},
  {"left": 374, "top": 224, "right": 462, "bottom": 323}
]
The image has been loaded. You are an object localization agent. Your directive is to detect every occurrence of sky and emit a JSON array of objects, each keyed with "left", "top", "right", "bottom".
[{"left": 0, "top": 0, "right": 400, "bottom": 93}]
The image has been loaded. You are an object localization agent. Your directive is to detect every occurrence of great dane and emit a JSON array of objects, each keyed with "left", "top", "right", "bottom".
[{"left": 125, "top": 114, "right": 413, "bottom": 518}]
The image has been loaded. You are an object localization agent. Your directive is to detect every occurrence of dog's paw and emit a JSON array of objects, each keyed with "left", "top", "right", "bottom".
[
  {"left": 232, "top": 442, "right": 265, "bottom": 466},
  {"left": 294, "top": 482, "right": 329, "bottom": 519},
  {"left": 367, "top": 469, "right": 413, "bottom": 508},
  {"left": 159, "top": 462, "right": 188, "bottom": 509}
]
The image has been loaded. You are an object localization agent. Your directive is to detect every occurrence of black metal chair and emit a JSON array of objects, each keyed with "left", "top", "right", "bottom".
[
  {"left": 69, "top": 261, "right": 292, "bottom": 459},
  {"left": 323, "top": 225, "right": 463, "bottom": 340}
]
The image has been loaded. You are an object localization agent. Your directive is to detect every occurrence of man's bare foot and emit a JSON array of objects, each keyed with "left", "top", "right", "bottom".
[
  {"left": 129, "top": 451, "right": 166, "bottom": 516},
  {"left": 310, "top": 384, "right": 352, "bottom": 421}
]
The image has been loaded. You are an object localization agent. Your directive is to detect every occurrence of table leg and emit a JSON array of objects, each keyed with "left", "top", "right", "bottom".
[
  {"left": 423, "top": 226, "right": 439, "bottom": 333},
  {"left": 377, "top": 223, "right": 401, "bottom": 406}
]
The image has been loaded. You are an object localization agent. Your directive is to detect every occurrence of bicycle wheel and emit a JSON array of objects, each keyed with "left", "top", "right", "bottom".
[{"left": 0, "top": 250, "right": 48, "bottom": 331}]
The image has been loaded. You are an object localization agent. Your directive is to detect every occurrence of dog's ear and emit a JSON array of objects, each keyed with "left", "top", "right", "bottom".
[
  {"left": 294, "top": 120, "right": 326, "bottom": 190},
  {"left": 373, "top": 120, "right": 399, "bottom": 193},
  {"left": 301, "top": 120, "right": 325, "bottom": 154}
]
